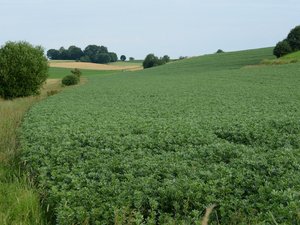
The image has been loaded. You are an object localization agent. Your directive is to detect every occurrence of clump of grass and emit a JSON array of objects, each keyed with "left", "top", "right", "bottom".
[
  {"left": 47, "top": 90, "right": 60, "bottom": 97},
  {"left": 0, "top": 79, "right": 62, "bottom": 225}
]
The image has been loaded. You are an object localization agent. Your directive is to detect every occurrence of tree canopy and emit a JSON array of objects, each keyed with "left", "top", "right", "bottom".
[
  {"left": 143, "top": 54, "right": 170, "bottom": 69},
  {"left": 273, "top": 25, "right": 300, "bottom": 58},
  {"left": 120, "top": 55, "right": 126, "bottom": 61},
  {"left": 47, "top": 44, "right": 118, "bottom": 64},
  {"left": 0, "top": 41, "right": 48, "bottom": 99}
]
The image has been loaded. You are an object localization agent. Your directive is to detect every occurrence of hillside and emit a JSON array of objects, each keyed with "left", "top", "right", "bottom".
[
  {"left": 282, "top": 50, "right": 300, "bottom": 60},
  {"left": 21, "top": 47, "right": 300, "bottom": 224}
]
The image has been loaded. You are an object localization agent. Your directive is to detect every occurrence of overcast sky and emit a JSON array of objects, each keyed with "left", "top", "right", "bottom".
[{"left": 0, "top": 0, "right": 299, "bottom": 59}]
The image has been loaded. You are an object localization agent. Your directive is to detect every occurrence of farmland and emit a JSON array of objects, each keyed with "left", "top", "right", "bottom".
[
  {"left": 49, "top": 61, "right": 143, "bottom": 72},
  {"left": 20, "top": 47, "right": 300, "bottom": 224},
  {"left": 48, "top": 67, "right": 117, "bottom": 79}
]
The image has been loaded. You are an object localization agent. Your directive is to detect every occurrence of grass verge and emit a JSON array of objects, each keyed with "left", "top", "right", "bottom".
[{"left": 0, "top": 79, "right": 63, "bottom": 225}]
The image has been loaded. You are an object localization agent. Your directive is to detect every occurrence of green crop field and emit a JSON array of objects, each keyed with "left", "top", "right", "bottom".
[
  {"left": 20, "top": 47, "right": 300, "bottom": 224},
  {"left": 109, "top": 61, "right": 143, "bottom": 67},
  {"left": 48, "top": 67, "right": 117, "bottom": 79}
]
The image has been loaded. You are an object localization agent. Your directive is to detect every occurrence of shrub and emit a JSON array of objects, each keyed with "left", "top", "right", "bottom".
[
  {"left": 61, "top": 75, "right": 79, "bottom": 86},
  {"left": 71, "top": 68, "right": 82, "bottom": 78},
  {"left": 0, "top": 41, "right": 48, "bottom": 99},
  {"left": 273, "top": 40, "right": 293, "bottom": 58},
  {"left": 47, "top": 90, "right": 60, "bottom": 96},
  {"left": 143, "top": 54, "right": 166, "bottom": 69}
]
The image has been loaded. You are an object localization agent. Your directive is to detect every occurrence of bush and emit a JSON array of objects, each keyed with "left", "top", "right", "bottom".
[
  {"left": 273, "top": 40, "right": 293, "bottom": 58},
  {"left": 143, "top": 54, "right": 166, "bottom": 69},
  {"left": 62, "top": 75, "right": 79, "bottom": 86},
  {"left": 71, "top": 68, "right": 82, "bottom": 78},
  {"left": 0, "top": 41, "right": 48, "bottom": 99}
]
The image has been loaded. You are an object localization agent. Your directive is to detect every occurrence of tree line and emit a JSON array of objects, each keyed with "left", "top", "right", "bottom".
[{"left": 47, "top": 45, "right": 118, "bottom": 64}]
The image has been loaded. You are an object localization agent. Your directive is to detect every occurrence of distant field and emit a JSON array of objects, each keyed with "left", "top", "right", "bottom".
[
  {"left": 49, "top": 60, "right": 75, "bottom": 63},
  {"left": 22, "top": 47, "right": 300, "bottom": 224},
  {"left": 109, "top": 61, "right": 142, "bottom": 67},
  {"left": 48, "top": 67, "right": 117, "bottom": 79},
  {"left": 49, "top": 61, "right": 143, "bottom": 71}
]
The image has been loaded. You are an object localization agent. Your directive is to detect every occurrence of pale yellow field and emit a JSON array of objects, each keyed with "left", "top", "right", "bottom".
[{"left": 49, "top": 61, "right": 142, "bottom": 71}]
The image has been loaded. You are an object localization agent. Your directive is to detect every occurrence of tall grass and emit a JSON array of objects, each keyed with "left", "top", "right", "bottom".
[{"left": 0, "top": 79, "right": 62, "bottom": 225}]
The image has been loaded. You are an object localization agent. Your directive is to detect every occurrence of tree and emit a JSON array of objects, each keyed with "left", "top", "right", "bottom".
[
  {"left": 216, "top": 49, "right": 224, "bottom": 53},
  {"left": 59, "top": 47, "right": 69, "bottom": 60},
  {"left": 143, "top": 54, "right": 165, "bottom": 69},
  {"left": 47, "top": 49, "right": 60, "bottom": 59},
  {"left": 120, "top": 55, "right": 126, "bottom": 61},
  {"left": 80, "top": 55, "right": 91, "bottom": 62},
  {"left": 129, "top": 57, "right": 135, "bottom": 61},
  {"left": 0, "top": 41, "right": 48, "bottom": 99},
  {"left": 68, "top": 46, "right": 84, "bottom": 60},
  {"left": 286, "top": 25, "right": 300, "bottom": 51},
  {"left": 161, "top": 55, "right": 170, "bottom": 63},
  {"left": 95, "top": 53, "right": 111, "bottom": 64},
  {"left": 48, "top": 44, "right": 118, "bottom": 64},
  {"left": 273, "top": 40, "right": 292, "bottom": 58},
  {"left": 109, "top": 52, "right": 118, "bottom": 62},
  {"left": 83, "top": 45, "right": 100, "bottom": 62},
  {"left": 99, "top": 46, "right": 108, "bottom": 54}
]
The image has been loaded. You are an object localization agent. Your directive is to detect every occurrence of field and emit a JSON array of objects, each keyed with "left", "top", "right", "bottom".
[
  {"left": 48, "top": 67, "right": 117, "bottom": 79},
  {"left": 20, "top": 47, "right": 300, "bottom": 224},
  {"left": 49, "top": 61, "right": 143, "bottom": 71}
]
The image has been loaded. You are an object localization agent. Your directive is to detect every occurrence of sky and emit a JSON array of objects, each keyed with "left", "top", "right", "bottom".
[{"left": 0, "top": 0, "right": 299, "bottom": 59}]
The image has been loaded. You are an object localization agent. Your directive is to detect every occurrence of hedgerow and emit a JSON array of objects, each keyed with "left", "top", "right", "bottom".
[{"left": 21, "top": 48, "right": 300, "bottom": 224}]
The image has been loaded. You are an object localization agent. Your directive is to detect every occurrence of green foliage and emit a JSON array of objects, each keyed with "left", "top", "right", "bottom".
[
  {"left": 120, "top": 55, "right": 126, "bottom": 61},
  {"left": 109, "top": 52, "right": 118, "bottom": 62},
  {"left": 68, "top": 46, "right": 84, "bottom": 60},
  {"left": 216, "top": 49, "right": 224, "bottom": 53},
  {"left": 274, "top": 25, "right": 300, "bottom": 58},
  {"left": 47, "top": 49, "right": 60, "bottom": 60},
  {"left": 143, "top": 54, "right": 166, "bottom": 69},
  {"left": 161, "top": 55, "right": 170, "bottom": 63},
  {"left": 273, "top": 40, "right": 292, "bottom": 58},
  {"left": 71, "top": 68, "right": 82, "bottom": 78},
  {"left": 79, "top": 55, "right": 91, "bottom": 62},
  {"left": 95, "top": 53, "right": 111, "bottom": 64},
  {"left": 61, "top": 75, "right": 79, "bottom": 86},
  {"left": 21, "top": 47, "right": 300, "bottom": 224},
  {"left": 47, "top": 45, "right": 118, "bottom": 64},
  {"left": 0, "top": 41, "right": 48, "bottom": 99},
  {"left": 287, "top": 25, "right": 300, "bottom": 51},
  {"left": 129, "top": 57, "right": 135, "bottom": 61}
]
